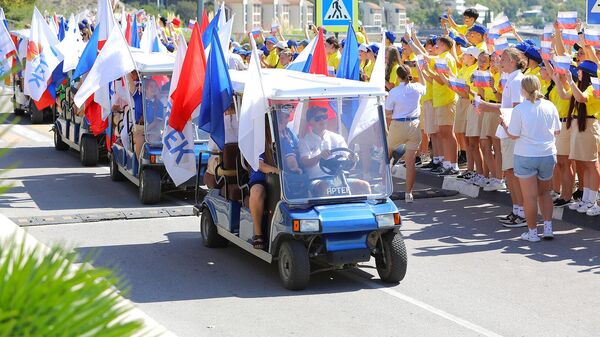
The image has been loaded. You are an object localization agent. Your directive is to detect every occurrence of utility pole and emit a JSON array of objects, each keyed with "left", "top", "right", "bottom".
[{"left": 198, "top": 0, "right": 204, "bottom": 22}]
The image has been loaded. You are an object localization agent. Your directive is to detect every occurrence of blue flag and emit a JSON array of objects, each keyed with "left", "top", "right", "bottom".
[
  {"left": 198, "top": 29, "right": 233, "bottom": 150},
  {"left": 72, "top": 24, "right": 100, "bottom": 81},
  {"left": 337, "top": 24, "right": 360, "bottom": 81},
  {"left": 201, "top": 9, "right": 221, "bottom": 50},
  {"left": 131, "top": 16, "right": 140, "bottom": 48},
  {"left": 58, "top": 17, "right": 66, "bottom": 41}
]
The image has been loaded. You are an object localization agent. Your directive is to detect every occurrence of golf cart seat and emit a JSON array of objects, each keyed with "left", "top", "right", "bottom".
[{"left": 216, "top": 143, "right": 242, "bottom": 201}]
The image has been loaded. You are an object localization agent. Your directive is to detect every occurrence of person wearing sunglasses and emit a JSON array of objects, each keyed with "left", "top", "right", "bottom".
[{"left": 298, "top": 106, "right": 370, "bottom": 197}]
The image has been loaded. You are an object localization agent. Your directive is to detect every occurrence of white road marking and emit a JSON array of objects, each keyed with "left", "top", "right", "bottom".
[
  {"left": 347, "top": 273, "right": 504, "bottom": 337},
  {"left": 3, "top": 124, "right": 52, "bottom": 143}
]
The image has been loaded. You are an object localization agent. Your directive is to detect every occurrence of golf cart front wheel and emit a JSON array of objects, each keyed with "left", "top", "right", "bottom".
[
  {"left": 109, "top": 153, "right": 124, "bottom": 181},
  {"left": 278, "top": 240, "right": 310, "bottom": 290},
  {"left": 139, "top": 168, "right": 161, "bottom": 204},
  {"left": 53, "top": 128, "right": 69, "bottom": 151},
  {"left": 29, "top": 101, "right": 44, "bottom": 124},
  {"left": 80, "top": 135, "right": 99, "bottom": 166},
  {"left": 200, "top": 208, "right": 228, "bottom": 248},
  {"left": 375, "top": 232, "right": 407, "bottom": 283}
]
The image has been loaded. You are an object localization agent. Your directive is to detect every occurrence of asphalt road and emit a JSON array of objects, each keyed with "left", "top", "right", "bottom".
[{"left": 1, "top": 90, "right": 599, "bottom": 337}]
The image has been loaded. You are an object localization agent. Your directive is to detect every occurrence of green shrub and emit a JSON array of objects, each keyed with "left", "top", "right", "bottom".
[{"left": 0, "top": 238, "right": 145, "bottom": 337}]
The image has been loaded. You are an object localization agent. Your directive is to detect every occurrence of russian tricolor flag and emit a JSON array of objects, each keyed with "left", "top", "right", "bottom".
[
  {"left": 449, "top": 77, "right": 468, "bottom": 93},
  {"left": 487, "top": 27, "right": 500, "bottom": 42},
  {"left": 494, "top": 37, "right": 508, "bottom": 53},
  {"left": 499, "top": 74, "right": 507, "bottom": 91},
  {"left": 251, "top": 29, "right": 261, "bottom": 39},
  {"left": 562, "top": 29, "right": 578, "bottom": 46},
  {"left": 435, "top": 58, "right": 449, "bottom": 75},
  {"left": 541, "top": 41, "right": 552, "bottom": 60},
  {"left": 416, "top": 54, "right": 425, "bottom": 68},
  {"left": 542, "top": 25, "right": 554, "bottom": 42},
  {"left": 591, "top": 77, "right": 600, "bottom": 98},
  {"left": 557, "top": 12, "right": 578, "bottom": 30},
  {"left": 553, "top": 55, "right": 572, "bottom": 75},
  {"left": 472, "top": 70, "right": 491, "bottom": 88},
  {"left": 585, "top": 29, "right": 600, "bottom": 48},
  {"left": 493, "top": 15, "right": 512, "bottom": 35}
]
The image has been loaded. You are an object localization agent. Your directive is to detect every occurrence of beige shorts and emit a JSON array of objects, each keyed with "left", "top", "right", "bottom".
[
  {"left": 387, "top": 119, "right": 422, "bottom": 153},
  {"left": 501, "top": 138, "right": 515, "bottom": 171},
  {"left": 206, "top": 155, "right": 220, "bottom": 175},
  {"left": 454, "top": 97, "right": 470, "bottom": 133},
  {"left": 555, "top": 121, "right": 571, "bottom": 156},
  {"left": 422, "top": 100, "right": 438, "bottom": 135},
  {"left": 569, "top": 119, "right": 600, "bottom": 161},
  {"left": 434, "top": 101, "right": 457, "bottom": 127},
  {"left": 465, "top": 104, "right": 484, "bottom": 137},
  {"left": 480, "top": 112, "right": 500, "bottom": 139}
]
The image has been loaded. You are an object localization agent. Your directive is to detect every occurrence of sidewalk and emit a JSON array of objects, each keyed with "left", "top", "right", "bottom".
[{"left": 392, "top": 164, "right": 600, "bottom": 231}]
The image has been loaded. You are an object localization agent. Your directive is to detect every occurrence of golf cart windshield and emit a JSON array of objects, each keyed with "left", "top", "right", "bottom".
[
  {"left": 272, "top": 97, "right": 392, "bottom": 204},
  {"left": 142, "top": 74, "right": 209, "bottom": 144}
]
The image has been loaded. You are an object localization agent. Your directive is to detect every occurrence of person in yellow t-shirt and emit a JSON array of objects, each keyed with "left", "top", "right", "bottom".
[
  {"left": 386, "top": 47, "right": 402, "bottom": 90},
  {"left": 523, "top": 46, "right": 543, "bottom": 82},
  {"left": 559, "top": 60, "right": 600, "bottom": 215},
  {"left": 385, "top": 31, "right": 396, "bottom": 47},
  {"left": 541, "top": 66, "right": 574, "bottom": 205},
  {"left": 325, "top": 36, "right": 341, "bottom": 76},
  {"left": 429, "top": 36, "right": 460, "bottom": 175},
  {"left": 447, "top": 7, "right": 479, "bottom": 37},
  {"left": 362, "top": 44, "right": 378, "bottom": 81},
  {"left": 263, "top": 37, "right": 280, "bottom": 68},
  {"left": 400, "top": 37, "right": 420, "bottom": 82},
  {"left": 466, "top": 24, "right": 488, "bottom": 53},
  {"left": 455, "top": 47, "right": 480, "bottom": 177}
]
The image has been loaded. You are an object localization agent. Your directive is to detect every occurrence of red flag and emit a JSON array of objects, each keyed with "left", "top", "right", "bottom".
[
  {"left": 84, "top": 95, "right": 108, "bottom": 136},
  {"left": 200, "top": 10, "right": 209, "bottom": 33},
  {"left": 169, "top": 23, "right": 206, "bottom": 132},
  {"left": 309, "top": 29, "right": 328, "bottom": 76},
  {"left": 125, "top": 14, "right": 132, "bottom": 45},
  {"left": 33, "top": 89, "right": 55, "bottom": 110}
]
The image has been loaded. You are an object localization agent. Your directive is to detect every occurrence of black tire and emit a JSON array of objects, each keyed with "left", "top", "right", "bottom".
[
  {"left": 200, "top": 208, "right": 228, "bottom": 248},
  {"left": 29, "top": 101, "right": 44, "bottom": 124},
  {"left": 278, "top": 240, "right": 310, "bottom": 290},
  {"left": 375, "top": 232, "right": 408, "bottom": 283},
  {"left": 139, "top": 168, "right": 161, "bottom": 204},
  {"left": 109, "top": 153, "right": 125, "bottom": 181},
  {"left": 53, "top": 128, "right": 69, "bottom": 151},
  {"left": 80, "top": 135, "right": 99, "bottom": 166}
]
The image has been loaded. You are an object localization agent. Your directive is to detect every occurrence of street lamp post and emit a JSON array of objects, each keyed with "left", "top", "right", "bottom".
[{"left": 198, "top": 0, "right": 204, "bottom": 22}]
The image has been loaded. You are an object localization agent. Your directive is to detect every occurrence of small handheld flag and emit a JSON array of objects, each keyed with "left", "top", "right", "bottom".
[
  {"left": 591, "top": 77, "right": 600, "bottom": 99},
  {"left": 542, "top": 25, "right": 554, "bottom": 42},
  {"left": 416, "top": 54, "right": 425, "bottom": 68},
  {"left": 494, "top": 37, "right": 508, "bottom": 53},
  {"left": 448, "top": 77, "right": 468, "bottom": 93},
  {"left": 540, "top": 41, "right": 552, "bottom": 61},
  {"left": 557, "top": 12, "right": 578, "bottom": 30},
  {"left": 499, "top": 74, "right": 507, "bottom": 91},
  {"left": 251, "top": 29, "right": 261, "bottom": 39},
  {"left": 493, "top": 15, "right": 512, "bottom": 35},
  {"left": 472, "top": 70, "right": 492, "bottom": 88},
  {"left": 487, "top": 27, "right": 500, "bottom": 42},
  {"left": 562, "top": 29, "right": 578, "bottom": 46},
  {"left": 553, "top": 55, "right": 572, "bottom": 75},
  {"left": 434, "top": 58, "right": 449, "bottom": 75},
  {"left": 585, "top": 29, "right": 600, "bottom": 48}
]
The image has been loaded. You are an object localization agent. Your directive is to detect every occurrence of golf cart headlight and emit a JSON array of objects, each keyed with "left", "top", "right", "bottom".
[
  {"left": 293, "top": 219, "right": 320, "bottom": 232},
  {"left": 150, "top": 155, "right": 163, "bottom": 164},
  {"left": 376, "top": 213, "right": 400, "bottom": 227}
]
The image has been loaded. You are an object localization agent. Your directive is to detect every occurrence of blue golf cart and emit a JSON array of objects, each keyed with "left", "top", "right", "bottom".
[
  {"left": 194, "top": 69, "right": 406, "bottom": 290},
  {"left": 109, "top": 51, "right": 209, "bottom": 204}
]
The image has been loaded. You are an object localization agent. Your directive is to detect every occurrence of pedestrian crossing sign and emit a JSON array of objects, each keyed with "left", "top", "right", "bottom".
[
  {"left": 316, "top": 0, "right": 358, "bottom": 33},
  {"left": 587, "top": 0, "right": 600, "bottom": 25}
]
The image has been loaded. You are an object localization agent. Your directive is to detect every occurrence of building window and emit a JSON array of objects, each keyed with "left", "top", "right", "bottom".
[
  {"left": 373, "top": 12, "right": 381, "bottom": 25},
  {"left": 282, "top": 4, "right": 289, "bottom": 23},
  {"left": 252, "top": 4, "right": 261, "bottom": 27},
  {"left": 306, "top": 7, "right": 313, "bottom": 24}
]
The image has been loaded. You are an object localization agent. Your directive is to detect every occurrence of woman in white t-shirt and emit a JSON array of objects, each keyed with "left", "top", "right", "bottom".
[{"left": 501, "top": 75, "right": 561, "bottom": 242}]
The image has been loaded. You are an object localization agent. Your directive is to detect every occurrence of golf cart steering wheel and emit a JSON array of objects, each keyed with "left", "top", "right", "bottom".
[{"left": 319, "top": 147, "right": 358, "bottom": 176}]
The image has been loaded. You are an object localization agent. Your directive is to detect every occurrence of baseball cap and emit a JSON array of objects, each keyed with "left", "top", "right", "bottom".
[
  {"left": 385, "top": 31, "right": 396, "bottom": 43},
  {"left": 358, "top": 43, "right": 369, "bottom": 52},
  {"left": 468, "top": 24, "right": 487, "bottom": 35},
  {"left": 275, "top": 41, "right": 287, "bottom": 49},
  {"left": 579, "top": 60, "right": 598, "bottom": 77},
  {"left": 462, "top": 46, "right": 481, "bottom": 58},
  {"left": 265, "top": 36, "right": 277, "bottom": 45}
]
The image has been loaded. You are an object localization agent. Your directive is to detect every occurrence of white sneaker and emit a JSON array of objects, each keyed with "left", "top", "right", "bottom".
[
  {"left": 543, "top": 224, "right": 554, "bottom": 240},
  {"left": 550, "top": 191, "right": 560, "bottom": 202},
  {"left": 577, "top": 202, "right": 594, "bottom": 213},
  {"left": 405, "top": 193, "right": 414, "bottom": 203},
  {"left": 483, "top": 178, "right": 504, "bottom": 191},
  {"left": 521, "top": 231, "right": 541, "bottom": 242},
  {"left": 472, "top": 175, "right": 487, "bottom": 187},
  {"left": 568, "top": 201, "right": 583, "bottom": 211},
  {"left": 586, "top": 204, "right": 600, "bottom": 216}
]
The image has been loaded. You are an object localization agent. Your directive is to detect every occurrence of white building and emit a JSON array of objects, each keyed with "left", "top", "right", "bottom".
[
  {"left": 359, "top": 1, "right": 382, "bottom": 27},
  {"left": 383, "top": 2, "right": 407, "bottom": 33}
]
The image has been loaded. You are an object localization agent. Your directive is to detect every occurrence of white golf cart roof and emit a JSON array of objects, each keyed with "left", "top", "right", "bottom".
[
  {"left": 10, "top": 29, "right": 30, "bottom": 40},
  {"left": 129, "top": 49, "right": 175, "bottom": 73},
  {"left": 229, "top": 69, "right": 387, "bottom": 100}
]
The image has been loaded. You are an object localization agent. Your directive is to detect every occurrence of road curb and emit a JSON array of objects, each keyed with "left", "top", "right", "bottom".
[
  {"left": 393, "top": 164, "right": 600, "bottom": 231},
  {"left": 0, "top": 213, "right": 177, "bottom": 336}
]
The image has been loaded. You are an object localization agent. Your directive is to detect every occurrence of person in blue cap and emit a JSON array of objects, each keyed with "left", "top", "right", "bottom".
[
  {"left": 523, "top": 46, "right": 543, "bottom": 80},
  {"left": 467, "top": 24, "right": 488, "bottom": 51},
  {"left": 287, "top": 39, "right": 298, "bottom": 53},
  {"left": 385, "top": 31, "right": 396, "bottom": 47},
  {"left": 263, "top": 36, "right": 279, "bottom": 68},
  {"left": 556, "top": 59, "right": 600, "bottom": 216},
  {"left": 298, "top": 39, "right": 309, "bottom": 53}
]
